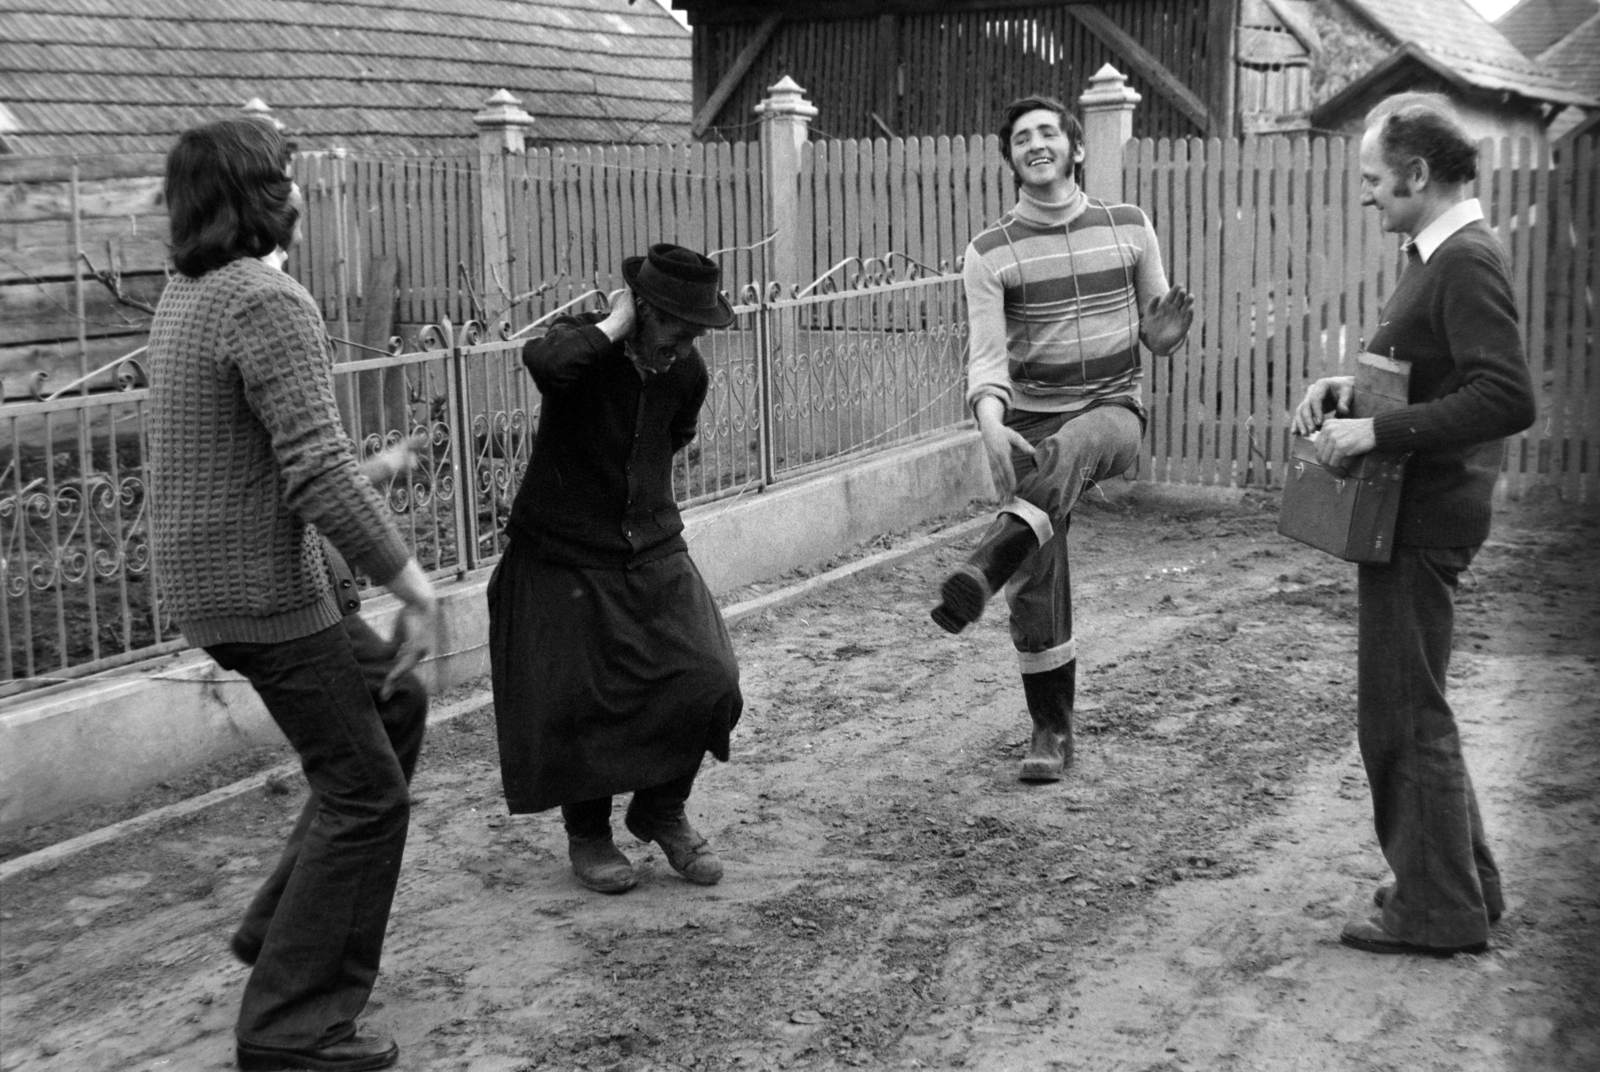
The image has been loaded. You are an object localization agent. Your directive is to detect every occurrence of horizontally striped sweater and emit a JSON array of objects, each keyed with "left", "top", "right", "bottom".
[
  {"left": 148, "top": 257, "right": 410, "bottom": 647},
  {"left": 963, "top": 187, "right": 1169, "bottom": 416}
]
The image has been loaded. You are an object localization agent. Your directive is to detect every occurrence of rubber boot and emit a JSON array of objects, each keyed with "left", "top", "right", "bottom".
[
  {"left": 1018, "top": 662, "right": 1075, "bottom": 782},
  {"left": 931, "top": 514, "right": 1040, "bottom": 634}
]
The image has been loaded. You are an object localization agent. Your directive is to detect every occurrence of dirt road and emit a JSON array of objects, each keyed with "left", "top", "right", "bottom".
[{"left": 2, "top": 489, "right": 1596, "bottom": 1072}]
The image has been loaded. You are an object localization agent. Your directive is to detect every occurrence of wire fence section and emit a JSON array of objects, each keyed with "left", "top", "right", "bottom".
[{"left": 0, "top": 271, "right": 971, "bottom": 691}]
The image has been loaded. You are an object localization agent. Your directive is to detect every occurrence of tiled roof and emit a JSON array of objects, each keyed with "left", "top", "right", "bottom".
[
  {"left": 1540, "top": 11, "right": 1600, "bottom": 99},
  {"left": 0, "top": 0, "right": 692, "bottom": 156},
  {"left": 1495, "top": 0, "right": 1599, "bottom": 58},
  {"left": 1338, "top": 0, "right": 1593, "bottom": 106}
]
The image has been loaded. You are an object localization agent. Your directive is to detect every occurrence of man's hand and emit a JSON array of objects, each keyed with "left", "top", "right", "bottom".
[
  {"left": 1292, "top": 376, "right": 1355, "bottom": 437},
  {"left": 380, "top": 559, "right": 439, "bottom": 700},
  {"left": 1141, "top": 285, "right": 1195, "bottom": 356},
  {"left": 974, "top": 395, "right": 1034, "bottom": 500},
  {"left": 359, "top": 430, "right": 430, "bottom": 486},
  {"left": 598, "top": 287, "right": 637, "bottom": 343},
  {"left": 1313, "top": 416, "right": 1377, "bottom": 472}
]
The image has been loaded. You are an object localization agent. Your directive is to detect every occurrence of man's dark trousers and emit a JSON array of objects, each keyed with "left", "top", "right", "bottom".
[
  {"left": 206, "top": 614, "right": 427, "bottom": 1049},
  {"left": 1357, "top": 544, "right": 1503, "bottom": 950}
]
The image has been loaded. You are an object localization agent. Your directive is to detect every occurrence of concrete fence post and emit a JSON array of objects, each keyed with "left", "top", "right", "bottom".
[
  {"left": 755, "top": 76, "right": 817, "bottom": 292},
  {"left": 472, "top": 89, "right": 534, "bottom": 323},
  {"left": 1079, "top": 64, "right": 1141, "bottom": 204}
]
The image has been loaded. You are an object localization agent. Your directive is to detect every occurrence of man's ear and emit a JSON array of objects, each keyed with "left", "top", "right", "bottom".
[
  {"left": 1409, "top": 156, "right": 1431, "bottom": 193},
  {"left": 1072, "top": 142, "right": 1086, "bottom": 166}
]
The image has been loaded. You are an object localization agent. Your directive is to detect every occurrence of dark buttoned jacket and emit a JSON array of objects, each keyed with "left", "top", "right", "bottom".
[{"left": 507, "top": 313, "right": 708, "bottom": 569}]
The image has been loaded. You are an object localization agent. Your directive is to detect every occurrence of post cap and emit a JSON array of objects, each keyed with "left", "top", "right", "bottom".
[
  {"left": 1079, "top": 64, "right": 1142, "bottom": 110},
  {"left": 755, "top": 75, "right": 819, "bottom": 120}
]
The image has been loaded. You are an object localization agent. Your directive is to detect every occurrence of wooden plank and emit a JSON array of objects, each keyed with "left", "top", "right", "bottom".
[
  {"left": 1201, "top": 136, "right": 1225, "bottom": 485},
  {"left": 0, "top": 264, "right": 164, "bottom": 347},
  {"left": 796, "top": 141, "right": 816, "bottom": 289},
  {"left": 900, "top": 137, "right": 923, "bottom": 269},
  {"left": 947, "top": 135, "right": 967, "bottom": 264},
  {"left": 1270, "top": 137, "right": 1295, "bottom": 473},
  {"left": 691, "top": 14, "right": 782, "bottom": 138},
  {"left": 1503, "top": 140, "right": 1533, "bottom": 493},
  {"left": 1066, "top": 5, "right": 1212, "bottom": 135},
  {"left": 1132, "top": 139, "right": 1160, "bottom": 481},
  {"left": 0, "top": 176, "right": 165, "bottom": 224},
  {"left": 687, "top": 142, "right": 708, "bottom": 272},
  {"left": 1248, "top": 138, "right": 1275, "bottom": 484},
  {"left": 1571, "top": 135, "right": 1596, "bottom": 500},
  {"left": 934, "top": 136, "right": 955, "bottom": 272},
  {"left": 0, "top": 154, "right": 166, "bottom": 184},
  {"left": 526, "top": 148, "right": 552, "bottom": 313},
  {"left": 1285, "top": 136, "right": 1312, "bottom": 484},
  {"left": 1, "top": 217, "right": 169, "bottom": 282},
  {"left": 1217, "top": 134, "right": 1243, "bottom": 487},
  {"left": 1522, "top": 138, "right": 1551, "bottom": 494},
  {"left": 1148, "top": 137, "right": 1171, "bottom": 481},
  {"left": 1171, "top": 137, "right": 1198, "bottom": 485}
]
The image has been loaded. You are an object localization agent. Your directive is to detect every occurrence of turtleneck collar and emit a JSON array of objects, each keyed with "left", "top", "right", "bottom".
[{"left": 1012, "top": 185, "right": 1088, "bottom": 228}]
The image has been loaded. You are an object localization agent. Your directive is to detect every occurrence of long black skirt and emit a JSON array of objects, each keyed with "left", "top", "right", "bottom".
[{"left": 487, "top": 540, "right": 743, "bottom": 814}]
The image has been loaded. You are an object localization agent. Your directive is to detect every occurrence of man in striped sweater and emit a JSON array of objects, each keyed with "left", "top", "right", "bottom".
[{"left": 932, "top": 95, "right": 1193, "bottom": 782}]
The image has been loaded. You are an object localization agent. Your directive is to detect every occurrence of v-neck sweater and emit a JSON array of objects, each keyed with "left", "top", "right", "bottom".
[{"left": 1367, "top": 221, "right": 1536, "bottom": 547}]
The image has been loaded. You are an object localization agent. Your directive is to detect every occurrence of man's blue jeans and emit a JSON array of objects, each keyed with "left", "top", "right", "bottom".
[
  {"left": 1358, "top": 544, "right": 1503, "bottom": 948},
  {"left": 206, "top": 615, "right": 427, "bottom": 1049}
]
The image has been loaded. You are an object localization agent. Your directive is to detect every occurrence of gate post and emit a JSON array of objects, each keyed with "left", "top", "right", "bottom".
[
  {"left": 473, "top": 89, "right": 534, "bottom": 323},
  {"left": 755, "top": 76, "right": 817, "bottom": 293},
  {"left": 1079, "top": 64, "right": 1141, "bottom": 203}
]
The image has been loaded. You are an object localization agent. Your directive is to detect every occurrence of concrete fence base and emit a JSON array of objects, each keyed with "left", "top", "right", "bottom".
[{"left": 0, "top": 429, "right": 993, "bottom": 836}]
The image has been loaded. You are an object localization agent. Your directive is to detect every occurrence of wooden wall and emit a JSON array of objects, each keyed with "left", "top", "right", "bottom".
[
  {"left": 692, "top": 1, "right": 1220, "bottom": 142},
  {"left": 0, "top": 155, "right": 168, "bottom": 400}
]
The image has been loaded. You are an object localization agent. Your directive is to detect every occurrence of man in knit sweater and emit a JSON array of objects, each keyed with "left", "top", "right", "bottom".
[
  {"left": 148, "top": 118, "right": 439, "bottom": 1071},
  {"left": 931, "top": 95, "right": 1193, "bottom": 782},
  {"left": 1293, "top": 96, "right": 1535, "bottom": 956}
]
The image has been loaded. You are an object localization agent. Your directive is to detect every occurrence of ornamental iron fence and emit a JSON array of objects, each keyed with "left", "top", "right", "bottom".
[{"left": 0, "top": 266, "right": 970, "bottom": 694}]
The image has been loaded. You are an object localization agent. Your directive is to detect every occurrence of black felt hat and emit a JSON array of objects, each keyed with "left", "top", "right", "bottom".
[{"left": 621, "top": 243, "right": 735, "bottom": 329}]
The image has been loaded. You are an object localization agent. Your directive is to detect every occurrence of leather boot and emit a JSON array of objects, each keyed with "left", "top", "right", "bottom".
[
  {"left": 567, "top": 834, "right": 638, "bottom": 893},
  {"left": 931, "top": 514, "right": 1040, "bottom": 634},
  {"left": 1018, "top": 662, "right": 1075, "bottom": 782}
]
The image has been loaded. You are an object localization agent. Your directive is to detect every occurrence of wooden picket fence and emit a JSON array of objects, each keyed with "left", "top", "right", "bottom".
[
  {"left": 7, "top": 130, "right": 1595, "bottom": 499},
  {"left": 1131, "top": 131, "right": 1598, "bottom": 501}
]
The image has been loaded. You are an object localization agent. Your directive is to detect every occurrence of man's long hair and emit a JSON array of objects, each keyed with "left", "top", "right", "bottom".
[{"left": 166, "top": 118, "right": 299, "bottom": 278}]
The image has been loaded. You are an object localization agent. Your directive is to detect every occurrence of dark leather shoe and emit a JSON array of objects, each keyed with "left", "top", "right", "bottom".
[
  {"left": 568, "top": 836, "right": 637, "bottom": 894},
  {"left": 236, "top": 1023, "right": 399, "bottom": 1071},
  {"left": 1339, "top": 915, "right": 1487, "bottom": 957},
  {"left": 1374, "top": 882, "right": 1502, "bottom": 924},
  {"left": 625, "top": 812, "right": 723, "bottom": 885},
  {"left": 230, "top": 931, "right": 261, "bottom": 966}
]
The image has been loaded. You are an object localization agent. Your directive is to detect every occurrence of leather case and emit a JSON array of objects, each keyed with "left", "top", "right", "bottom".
[{"left": 1278, "top": 352, "right": 1411, "bottom": 564}]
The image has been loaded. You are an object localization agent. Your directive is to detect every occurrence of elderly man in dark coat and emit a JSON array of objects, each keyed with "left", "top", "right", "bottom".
[{"left": 489, "top": 243, "right": 743, "bottom": 894}]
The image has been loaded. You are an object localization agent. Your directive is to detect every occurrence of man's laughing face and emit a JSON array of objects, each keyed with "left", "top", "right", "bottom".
[{"left": 1008, "top": 108, "right": 1083, "bottom": 193}]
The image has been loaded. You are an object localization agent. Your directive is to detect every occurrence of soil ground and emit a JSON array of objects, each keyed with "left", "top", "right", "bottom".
[{"left": 1, "top": 489, "right": 1597, "bottom": 1072}]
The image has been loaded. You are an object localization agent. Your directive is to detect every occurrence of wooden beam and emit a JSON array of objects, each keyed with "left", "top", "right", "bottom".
[
  {"left": 1066, "top": 5, "right": 1213, "bottom": 135},
  {"left": 691, "top": 14, "right": 782, "bottom": 138},
  {"left": 683, "top": 0, "right": 1171, "bottom": 27},
  {"left": 1209, "top": 0, "right": 1241, "bottom": 138}
]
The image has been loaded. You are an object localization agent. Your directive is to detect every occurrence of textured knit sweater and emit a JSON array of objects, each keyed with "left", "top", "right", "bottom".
[
  {"left": 1368, "top": 220, "right": 1536, "bottom": 547},
  {"left": 147, "top": 257, "right": 410, "bottom": 647},
  {"left": 963, "top": 186, "right": 1169, "bottom": 416}
]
